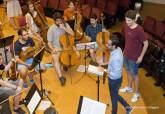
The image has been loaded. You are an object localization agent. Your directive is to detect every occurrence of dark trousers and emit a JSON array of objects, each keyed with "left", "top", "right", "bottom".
[{"left": 108, "top": 77, "right": 130, "bottom": 114}]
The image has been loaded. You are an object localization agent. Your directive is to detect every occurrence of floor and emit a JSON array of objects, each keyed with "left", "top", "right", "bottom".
[{"left": 0, "top": 2, "right": 165, "bottom": 114}]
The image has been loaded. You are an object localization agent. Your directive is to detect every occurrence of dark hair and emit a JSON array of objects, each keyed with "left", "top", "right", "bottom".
[
  {"left": 68, "top": 0, "right": 74, "bottom": 5},
  {"left": 90, "top": 13, "right": 97, "bottom": 19},
  {"left": 110, "top": 35, "right": 120, "bottom": 48},
  {"left": 0, "top": 53, "right": 2, "bottom": 56},
  {"left": 27, "top": 1, "right": 33, "bottom": 8},
  {"left": 44, "top": 107, "right": 57, "bottom": 114},
  {"left": 125, "top": 10, "right": 136, "bottom": 20},
  {"left": 17, "top": 28, "right": 27, "bottom": 36},
  {"left": 53, "top": 12, "right": 63, "bottom": 21}
]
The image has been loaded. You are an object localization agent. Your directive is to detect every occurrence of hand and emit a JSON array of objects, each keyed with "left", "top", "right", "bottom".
[
  {"left": 16, "top": 86, "right": 22, "bottom": 92},
  {"left": 59, "top": 23, "right": 65, "bottom": 30},
  {"left": 86, "top": 36, "right": 91, "bottom": 42},
  {"left": 102, "top": 28, "right": 106, "bottom": 32},
  {"left": 97, "top": 66, "right": 104, "bottom": 72},
  {"left": 136, "top": 56, "right": 143, "bottom": 64},
  {"left": 26, "top": 64, "right": 31, "bottom": 69},
  {"left": 53, "top": 48, "right": 61, "bottom": 53}
]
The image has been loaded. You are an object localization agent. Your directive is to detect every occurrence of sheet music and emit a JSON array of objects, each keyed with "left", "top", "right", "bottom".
[
  {"left": 76, "top": 42, "right": 97, "bottom": 50},
  {"left": 88, "top": 65, "right": 104, "bottom": 76},
  {"left": 38, "top": 100, "right": 51, "bottom": 110},
  {"left": 80, "top": 97, "right": 106, "bottom": 114},
  {"left": 27, "top": 90, "right": 41, "bottom": 114}
]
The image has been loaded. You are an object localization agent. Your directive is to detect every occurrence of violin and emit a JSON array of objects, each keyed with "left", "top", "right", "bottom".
[
  {"left": 96, "top": 14, "right": 110, "bottom": 65},
  {"left": 10, "top": 59, "right": 18, "bottom": 81},
  {"left": 19, "top": 47, "right": 35, "bottom": 61},
  {"left": 59, "top": 23, "right": 79, "bottom": 66}
]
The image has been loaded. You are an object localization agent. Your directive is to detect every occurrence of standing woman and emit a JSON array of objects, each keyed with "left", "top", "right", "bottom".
[{"left": 6, "top": 0, "right": 23, "bottom": 30}]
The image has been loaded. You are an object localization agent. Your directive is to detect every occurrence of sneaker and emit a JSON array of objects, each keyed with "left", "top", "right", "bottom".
[
  {"left": 59, "top": 76, "right": 66, "bottom": 86},
  {"left": 29, "top": 79, "right": 35, "bottom": 84},
  {"left": 131, "top": 93, "right": 140, "bottom": 102},
  {"left": 23, "top": 83, "right": 28, "bottom": 88},
  {"left": 119, "top": 86, "right": 133, "bottom": 93},
  {"left": 126, "top": 106, "right": 133, "bottom": 114},
  {"left": 14, "top": 107, "right": 25, "bottom": 114}
]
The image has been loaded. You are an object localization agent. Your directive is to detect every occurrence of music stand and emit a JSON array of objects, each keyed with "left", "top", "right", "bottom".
[
  {"left": 87, "top": 65, "right": 106, "bottom": 101},
  {"left": 23, "top": 83, "right": 42, "bottom": 114},
  {"left": 76, "top": 42, "right": 96, "bottom": 74},
  {"left": 75, "top": 42, "right": 97, "bottom": 83},
  {"left": 77, "top": 96, "right": 107, "bottom": 114},
  {"left": 0, "top": 35, "right": 14, "bottom": 64},
  {"left": 29, "top": 46, "right": 54, "bottom": 105}
]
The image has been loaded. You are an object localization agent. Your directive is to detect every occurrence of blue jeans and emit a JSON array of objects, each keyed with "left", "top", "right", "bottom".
[
  {"left": 108, "top": 77, "right": 130, "bottom": 114},
  {"left": 124, "top": 56, "right": 139, "bottom": 76}
]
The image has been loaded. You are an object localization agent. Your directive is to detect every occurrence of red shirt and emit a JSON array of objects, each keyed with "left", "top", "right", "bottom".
[{"left": 122, "top": 24, "right": 147, "bottom": 61}]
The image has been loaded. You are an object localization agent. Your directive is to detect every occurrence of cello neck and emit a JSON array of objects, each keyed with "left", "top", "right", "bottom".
[{"left": 101, "top": 14, "right": 105, "bottom": 44}]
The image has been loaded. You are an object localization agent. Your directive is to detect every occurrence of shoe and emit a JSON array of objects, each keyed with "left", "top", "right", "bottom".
[
  {"left": 89, "top": 60, "right": 98, "bottom": 66},
  {"left": 63, "top": 66, "right": 68, "bottom": 72},
  {"left": 29, "top": 79, "right": 35, "bottom": 84},
  {"left": 131, "top": 93, "right": 140, "bottom": 102},
  {"left": 23, "top": 83, "right": 28, "bottom": 88},
  {"left": 45, "top": 63, "right": 53, "bottom": 68},
  {"left": 119, "top": 86, "right": 133, "bottom": 93},
  {"left": 126, "top": 107, "right": 133, "bottom": 114},
  {"left": 14, "top": 107, "right": 25, "bottom": 114},
  {"left": 59, "top": 76, "right": 66, "bottom": 86}
]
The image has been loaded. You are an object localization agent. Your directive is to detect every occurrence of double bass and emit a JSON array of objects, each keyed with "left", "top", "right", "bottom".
[
  {"left": 33, "top": 2, "right": 49, "bottom": 43},
  {"left": 96, "top": 14, "right": 110, "bottom": 65}
]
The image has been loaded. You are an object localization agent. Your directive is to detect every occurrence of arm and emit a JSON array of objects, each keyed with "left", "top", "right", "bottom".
[
  {"left": 0, "top": 79, "right": 17, "bottom": 89},
  {"left": 60, "top": 23, "right": 74, "bottom": 36},
  {"left": 136, "top": 40, "right": 148, "bottom": 64},
  {"left": 85, "top": 26, "right": 92, "bottom": 41}
]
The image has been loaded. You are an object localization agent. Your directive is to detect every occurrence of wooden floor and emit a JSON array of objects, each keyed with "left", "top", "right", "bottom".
[{"left": 0, "top": 2, "right": 165, "bottom": 114}]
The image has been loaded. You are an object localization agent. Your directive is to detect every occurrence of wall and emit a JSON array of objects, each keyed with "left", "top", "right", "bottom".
[
  {"left": 141, "top": 2, "right": 165, "bottom": 21},
  {"left": 143, "top": 0, "right": 165, "bottom": 4}
]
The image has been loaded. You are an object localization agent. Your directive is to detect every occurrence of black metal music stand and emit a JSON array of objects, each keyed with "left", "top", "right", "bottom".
[
  {"left": 30, "top": 46, "right": 54, "bottom": 105},
  {"left": 75, "top": 42, "right": 96, "bottom": 83},
  {"left": 0, "top": 35, "right": 14, "bottom": 64}
]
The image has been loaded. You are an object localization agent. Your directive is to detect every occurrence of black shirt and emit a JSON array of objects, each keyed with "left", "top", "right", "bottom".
[{"left": 14, "top": 37, "right": 35, "bottom": 56}]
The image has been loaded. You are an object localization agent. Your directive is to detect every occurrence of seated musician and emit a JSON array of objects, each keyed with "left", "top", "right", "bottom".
[
  {"left": 25, "top": 1, "right": 40, "bottom": 37},
  {"left": 63, "top": 1, "right": 81, "bottom": 30},
  {"left": 85, "top": 14, "right": 107, "bottom": 61},
  {"left": 0, "top": 53, "right": 25, "bottom": 114},
  {"left": 14, "top": 28, "right": 46, "bottom": 88},
  {"left": 25, "top": 1, "right": 45, "bottom": 43},
  {"left": 48, "top": 12, "right": 78, "bottom": 86}
]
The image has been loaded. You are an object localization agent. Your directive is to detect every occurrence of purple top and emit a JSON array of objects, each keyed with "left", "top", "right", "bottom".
[{"left": 122, "top": 24, "right": 147, "bottom": 61}]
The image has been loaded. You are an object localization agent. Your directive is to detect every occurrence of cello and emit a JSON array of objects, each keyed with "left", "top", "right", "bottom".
[
  {"left": 59, "top": 23, "right": 79, "bottom": 66},
  {"left": 96, "top": 14, "right": 110, "bottom": 65}
]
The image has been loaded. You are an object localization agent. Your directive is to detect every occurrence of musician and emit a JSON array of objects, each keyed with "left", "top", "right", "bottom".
[
  {"left": 63, "top": 1, "right": 81, "bottom": 30},
  {"left": 0, "top": 53, "right": 25, "bottom": 114},
  {"left": 14, "top": 28, "right": 46, "bottom": 88},
  {"left": 105, "top": 36, "right": 132, "bottom": 114},
  {"left": 25, "top": 1, "right": 40, "bottom": 37},
  {"left": 6, "top": 0, "right": 23, "bottom": 30},
  {"left": 25, "top": 1, "right": 44, "bottom": 43},
  {"left": 47, "top": 12, "right": 74, "bottom": 86},
  {"left": 85, "top": 14, "right": 107, "bottom": 61}
]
